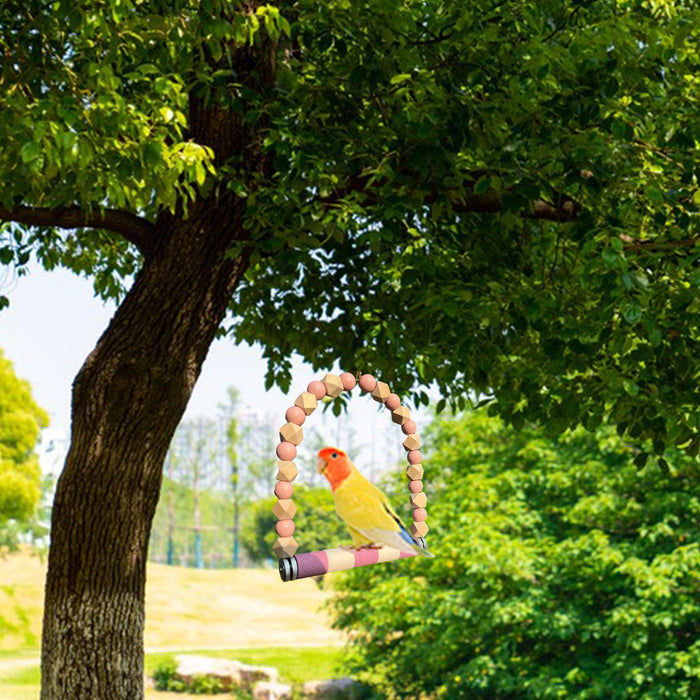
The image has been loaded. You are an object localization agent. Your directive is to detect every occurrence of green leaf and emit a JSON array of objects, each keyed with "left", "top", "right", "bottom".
[{"left": 20, "top": 142, "right": 41, "bottom": 163}]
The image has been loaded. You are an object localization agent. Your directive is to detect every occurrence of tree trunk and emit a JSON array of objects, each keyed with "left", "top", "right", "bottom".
[
  {"left": 40, "top": 199, "right": 250, "bottom": 699},
  {"left": 40, "top": 15, "right": 277, "bottom": 695}
]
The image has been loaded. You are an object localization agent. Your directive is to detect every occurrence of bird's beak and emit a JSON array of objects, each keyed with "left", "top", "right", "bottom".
[{"left": 316, "top": 457, "right": 327, "bottom": 474}]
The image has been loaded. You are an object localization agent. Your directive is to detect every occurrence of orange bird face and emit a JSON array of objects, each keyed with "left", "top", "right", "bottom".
[{"left": 317, "top": 447, "right": 353, "bottom": 491}]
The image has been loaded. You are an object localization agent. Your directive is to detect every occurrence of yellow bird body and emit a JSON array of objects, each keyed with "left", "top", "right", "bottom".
[{"left": 317, "top": 446, "right": 433, "bottom": 557}]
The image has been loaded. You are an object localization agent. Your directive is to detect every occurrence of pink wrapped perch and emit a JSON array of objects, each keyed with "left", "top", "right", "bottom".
[{"left": 279, "top": 541, "right": 427, "bottom": 582}]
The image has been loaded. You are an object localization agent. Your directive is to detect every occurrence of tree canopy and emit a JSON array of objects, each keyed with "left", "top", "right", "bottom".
[
  {"left": 331, "top": 412, "right": 700, "bottom": 699},
  {"left": 0, "top": 350, "right": 48, "bottom": 548},
  {"left": 2, "top": 1, "right": 699, "bottom": 457}
]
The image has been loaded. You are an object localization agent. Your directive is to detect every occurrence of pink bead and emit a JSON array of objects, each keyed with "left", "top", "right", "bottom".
[
  {"left": 409, "top": 480, "right": 423, "bottom": 494},
  {"left": 276, "top": 442, "right": 297, "bottom": 461},
  {"left": 340, "top": 372, "right": 357, "bottom": 391},
  {"left": 285, "top": 405, "right": 306, "bottom": 425},
  {"left": 402, "top": 420, "right": 417, "bottom": 435},
  {"left": 385, "top": 393, "right": 401, "bottom": 410},
  {"left": 307, "top": 380, "right": 327, "bottom": 400},
  {"left": 413, "top": 508, "right": 427, "bottom": 522},
  {"left": 359, "top": 374, "right": 377, "bottom": 392},
  {"left": 276, "top": 519, "right": 295, "bottom": 537},
  {"left": 407, "top": 450, "right": 423, "bottom": 464},
  {"left": 275, "top": 481, "right": 294, "bottom": 499}
]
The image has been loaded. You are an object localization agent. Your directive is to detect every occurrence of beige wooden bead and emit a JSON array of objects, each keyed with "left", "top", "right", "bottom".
[
  {"left": 403, "top": 434, "right": 421, "bottom": 451},
  {"left": 276, "top": 460, "right": 298, "bottom": 482},
  {"left": 410, "top": 492, "right": 427, "bottom": 508},
  {"left": 322, "top": 373, "right": 344, "bottom": 398},
  {"left": 272, "top": 498, "right": 297, "bottom": 520},
  {"left": 391, "top": 406, "right": 411, "bottom": 425},
  {"left": 295, "top": 391, "right": 318, "bottom": 415},
  {"left": 279, "top": 422, "right": 303, "bottom": 446},
  {"left": 371, "top": 380, "right": 390, "bottom": 403},
  {"left": 272, "top": 536, "right": 298, "bottom": 559},
  {"left": 406, "top": 463, "right": 424, "bottom": 480},
  {"left": 411, "top": 522, "right": 429, "bottom": 538}
]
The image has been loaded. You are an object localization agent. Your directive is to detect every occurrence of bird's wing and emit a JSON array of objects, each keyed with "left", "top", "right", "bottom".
[{"left": 334, "top": 469, "right": 426, "bottom": 555}]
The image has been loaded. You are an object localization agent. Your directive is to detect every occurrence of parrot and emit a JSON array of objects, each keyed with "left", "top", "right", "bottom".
[{"left": 316, "top": 446, "right": 434, "bottom": 557}]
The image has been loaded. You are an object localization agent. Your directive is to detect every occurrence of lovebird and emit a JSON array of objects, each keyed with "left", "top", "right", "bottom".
[{"left": 317, "top": 446, "right": 434, "bottom": 557}]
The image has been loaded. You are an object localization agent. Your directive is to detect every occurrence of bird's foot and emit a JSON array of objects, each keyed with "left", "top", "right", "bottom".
[{"left": 359, "top": 543, "right": 383, "bottom": 550}]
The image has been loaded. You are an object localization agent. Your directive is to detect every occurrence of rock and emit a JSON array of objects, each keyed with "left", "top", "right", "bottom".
[
  {"left": 253, "top": 680, "right": 293, "bottom": 700},
  {"left": 238, "top": 661, "right": 279, "bottom": 688},
  {"left": 303, "top": 677, "right": 363, "bottom": 699},
  {"left": 173, "top": 655, "right": 278, "bottom": 691},
  {"left": 174, "top": 655, "right": 242, "bottom": 690}
]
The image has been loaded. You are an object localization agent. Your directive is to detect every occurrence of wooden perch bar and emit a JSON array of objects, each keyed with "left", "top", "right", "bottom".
[{"left": 279, "top": 541, "right": 428, "bottom": 582}]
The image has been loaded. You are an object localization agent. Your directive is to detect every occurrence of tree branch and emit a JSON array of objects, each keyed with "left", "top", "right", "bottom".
[
  {"left": 0, "top": 205, "right": 156, "bottom": 255},
  {"left": 319, "top": 172, "right": 580, "bottom": 222}
]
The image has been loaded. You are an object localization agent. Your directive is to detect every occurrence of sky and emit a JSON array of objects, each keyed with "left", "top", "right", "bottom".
[{"left": 0, "top": 262, "right": 418, "bottom": 479}]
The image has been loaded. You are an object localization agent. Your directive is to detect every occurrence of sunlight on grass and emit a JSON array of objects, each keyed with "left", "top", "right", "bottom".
[
  {"left": 145, "top": 646, "right": 344, "bottom": 685},
  {"left": 0, "top": 646, "right": 345, "bottom": 699},
  {"left": 1, "top": 550, "right": 347, "bottom": 698}
]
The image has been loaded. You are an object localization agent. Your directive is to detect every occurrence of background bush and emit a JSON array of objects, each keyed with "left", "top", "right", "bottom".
[{"left": 330, "top": 412, "right": 700, "bottom": 699}]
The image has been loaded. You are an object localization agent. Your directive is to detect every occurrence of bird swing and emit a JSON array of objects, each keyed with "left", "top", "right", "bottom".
[{"left": 272, "top": 371, "right": 432, "bottom": 582}]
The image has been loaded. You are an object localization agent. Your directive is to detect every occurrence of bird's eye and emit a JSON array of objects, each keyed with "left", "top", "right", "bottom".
[{"left": 331, "top": 451, "right": 338, "bottom": 459}]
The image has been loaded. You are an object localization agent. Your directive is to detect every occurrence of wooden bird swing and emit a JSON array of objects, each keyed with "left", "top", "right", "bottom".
[{"left": 272, "top": 371, "right": 430, "bottom": 582}]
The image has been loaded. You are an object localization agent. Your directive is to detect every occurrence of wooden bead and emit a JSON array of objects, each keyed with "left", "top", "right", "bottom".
[
  {"left": 272, "top": 536, "right": 298, "bottom": 559},
  {"left": 406, "top": 463, "right": 424, "bottom": 480},
  {"left": 322, "top": 373, "right": 344, "bottom": 398},
  {"left": 276, "top": 441, "right": 297, "bottom": 461},
  {"left": 359, "top": 374, "right": 377, "bottom": 392},
  {"left": 371, "top": 380, "right": 390, "bottom": 403},
  {"left": 307, "top": 380, "right": 327, "bottom": 400},
  {"left": 411, "top": 522, "right": 429, "bottom": 538},
  {"left": 402, "top": 419, "right": 417, "bottom": 435},
  {"left": 385, "top": 393, "right": 401, "bottom": 410},
  {"left": 275, "top": 519, "right": 295, "bottom": 537},
  {"left": 410, "top": 492, "right": 427, "bottom": 508},
  {"left": 272, "top": 498, "right": 297, "bottom": 520},
  {"left": 403, "top": 434, "right": 421, "bottom": 451},
  {"left": 409, "top": 480, "right": 423, "bottom": 494},
  {"left": 391, "top": 406, "right": 410, "bottom": 425},
  {"left": 285, "top": 405, "right": 306, "bottom": 425},
  {"left": 279, "top": 422, "right": 303, "bottom": 446},
  {"left": 340, "top": 372, "right": 356, "bottom": 391},
  {"left": 274, "top": 481, "right": 293, "bottom": 499},
  {"left": 413, "top": 508, "right": 427, "bottom": 522},
  {"left": 295, "top": 391, "right": 317, "bottom": 415},
  {"left": 276, "top": 460, "right": 298, "bottom": 481},
  {"left": 407, "top": 449, "right": 423, "bottom": 464}
]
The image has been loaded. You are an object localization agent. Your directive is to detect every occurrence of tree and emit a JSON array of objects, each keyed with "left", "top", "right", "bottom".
[
  {"left": 331, "top": 412, "right": 700, "bottom": 699},
  {"left": 1, "top": 1, "right": 699, "bottom": 697},
  {"left": 0, "top": 349, "right": 48, "bottom": 550}
]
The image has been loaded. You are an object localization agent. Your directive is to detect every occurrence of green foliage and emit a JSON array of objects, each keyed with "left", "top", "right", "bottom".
[
  {"left": 2, "top": 1, "right": 700, "bottom": 454},
  {"left": 152, "top": 658, "right": 185, "bottom": 692},
  {"left": 243, "top": 484, "right": 348, "bottom": 563},
  {"left": 330, "top": 412, "right": 700, "bottom": 699},
  {"left": 0, "top": 350, "right": 47, "bottom": 550}
]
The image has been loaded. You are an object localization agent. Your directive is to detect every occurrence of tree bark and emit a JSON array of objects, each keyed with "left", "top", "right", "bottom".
[
  {"left": 40, "top": 198, "right": 251, "bottom": 699},
  {"left": 40, "top": 11, "right": 278, "bottom": 695}
]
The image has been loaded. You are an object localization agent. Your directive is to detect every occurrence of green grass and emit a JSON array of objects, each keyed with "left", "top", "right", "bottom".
[
  {"left": 0, "top": 661, "right": 40, "bottom": 700},
  {"left": 0, "top": 646, "right": 345, "bottom": 699},
  {"left": 145, "top": 645, "right": 345, "bottom": 685},
  {"left": 0, "top": 550, "right": 347, "bottom": 698}
]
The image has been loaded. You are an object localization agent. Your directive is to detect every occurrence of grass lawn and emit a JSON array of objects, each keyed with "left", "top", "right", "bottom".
[
  {"left": 0, "top": 550, "right": 347, "bottom": 698},
  {"left": 0, "top": 646, "right": 345, "bottom": 699}
]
